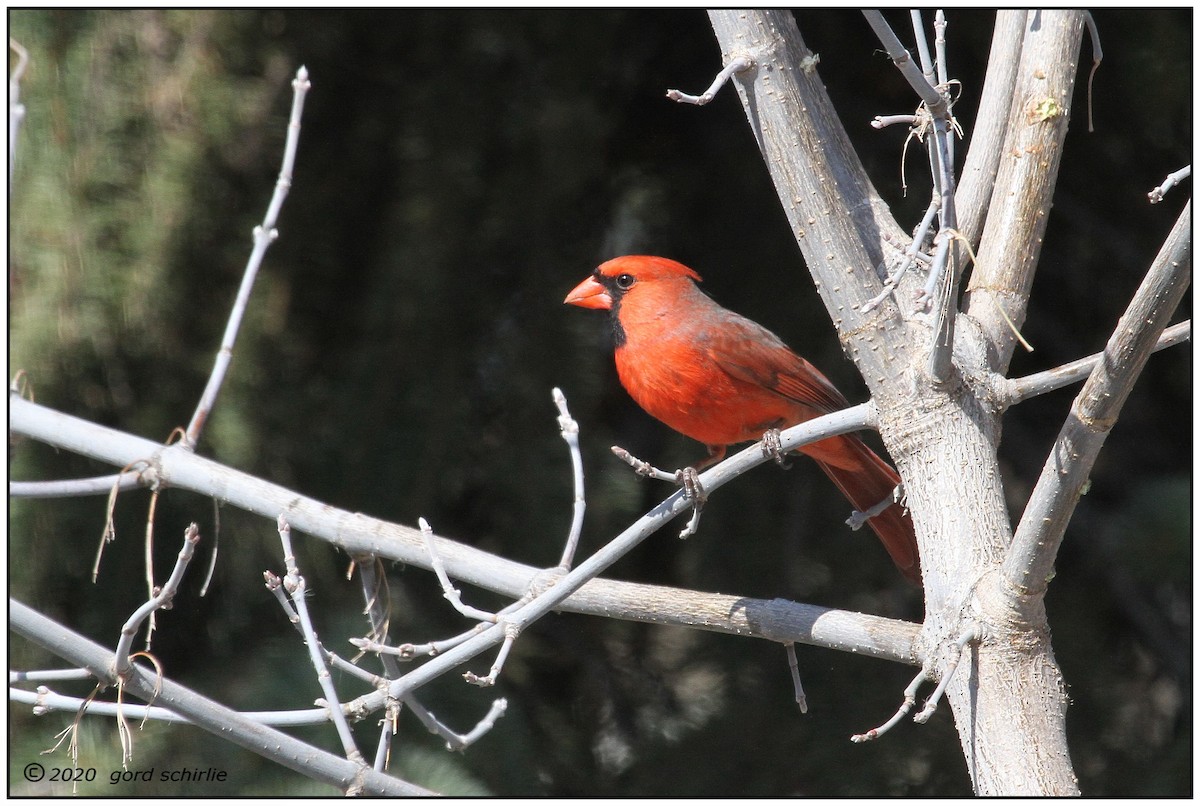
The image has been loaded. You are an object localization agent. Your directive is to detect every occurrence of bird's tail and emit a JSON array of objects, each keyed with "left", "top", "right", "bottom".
[{"left": 802, "top": 434, "right": 921, "bottom": 584}]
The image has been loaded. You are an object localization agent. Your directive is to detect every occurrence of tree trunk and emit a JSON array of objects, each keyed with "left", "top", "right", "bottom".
[{"left": 706, "top": 10, "right": 1082, "bottom": 793}]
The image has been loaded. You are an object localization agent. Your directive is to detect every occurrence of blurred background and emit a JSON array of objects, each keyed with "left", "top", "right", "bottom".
[{"left": 8, "top": 9, "right": 1190, "bottom": 796}]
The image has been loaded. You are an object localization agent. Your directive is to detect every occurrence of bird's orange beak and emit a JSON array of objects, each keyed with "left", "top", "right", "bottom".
[{"left": 564, "top": 275, "right": 613, "bottom": 310}]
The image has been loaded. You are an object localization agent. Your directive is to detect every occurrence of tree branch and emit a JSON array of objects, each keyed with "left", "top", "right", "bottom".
[
  {"left": 1004, "top": 202, "right": 1191, "bottom": 595},
  {"left": 954, "top": 10, "right": 1026, "bottom": 249},
  {"left": 183, "top": 66, "right": 311, "bottom": 450},
  {"left": 1005, "top": 320, "right": 1190, "bottom": 405},
  {"left": 9, "top": 599, "right": 432, "bottom": 796},
  {"left": 963, "top": 11, "right": 1087, "bottom": 372},
  {"left": 9, "top": 393, "right": 921, "bottom": 664}
]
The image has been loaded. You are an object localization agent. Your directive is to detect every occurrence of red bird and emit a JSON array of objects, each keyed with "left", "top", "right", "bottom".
[{"left": 565, "top": 255, "right": 920, "bottom": 583}]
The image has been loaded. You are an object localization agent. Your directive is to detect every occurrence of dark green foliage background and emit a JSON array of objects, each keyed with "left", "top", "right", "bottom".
[{"left": 9, "top": 9, "right": 1190, "bottom": 796}]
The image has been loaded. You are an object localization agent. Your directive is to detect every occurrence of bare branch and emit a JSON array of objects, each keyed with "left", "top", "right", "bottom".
[
  {"left": 552, "top": 388, "right": 586, "bottom": 570},
  {"left": 1005, "top": 320, "right": 1190, "bottom": 405},
  {"left": 1004, "top": 203, "right": 1191, "bottom": 595},
  {"left": 1082, "top": 12, "right": 1103, "bottom": 133},
  {"left": 10, "top": 668, "right": 95, "bottom": 683},
  {"left": 861, "top": 198, "right": 939, "bottom": 314},
  {"left": 850, "top": 668, "right": 928, "bottom": 743},
  {"left": 11, "top": 392, "right": 922, "bottom": 664},
  {"left": 274, "top": 516, "right": 365, "bottom": 764},
  {"left": 862, "top": 11, "right": 946, "bottom": 116},
  {"left": 10, "top": 472, "right": 143, "bottom": 499},
  {"left": 10, "top": 599, "right": 432, "bottom": 796},
  {"left": 1148, "top": 165, "right": 1191, "bottom": 204},
  {"left": 666, "top": 55, "right": 752, "bottom": 106},
  {"left": 913, "top": 624, "right": 978, "bottom": 723},
  {"left": 114, "top": 524, "right": 200, "bottom": 677},
  {"left": 783, "top": 643, "right": 808, "bottom": 714},
  {"left": 407, "top": 696, "right": 509, "bottom": 752},
  {"left": 963, "top": 11, "right": 1088, "bottom": 373},
  {"left": 10, "top": 685, "right": 343, "bottom": 727},
  {"left": 183, "top": 66, "right": 311, "bottom": 450},
  {"left": 955, "top": 11, "right": 1027, "bottom": 250},
  {"left": 418, "top": 517, "right": 499, "bottom": 623},
  {"left": 462, "top": 623, "right": 519, "bottom": 687}
]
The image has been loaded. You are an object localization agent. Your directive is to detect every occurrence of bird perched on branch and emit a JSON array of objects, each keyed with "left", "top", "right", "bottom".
[{"left": 565, "top": 255, "right": 920, "bottom": 583}]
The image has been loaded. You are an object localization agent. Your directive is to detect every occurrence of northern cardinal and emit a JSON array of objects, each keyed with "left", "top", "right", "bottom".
[{"left": 565, "top": 255, "right": 920, "bottom": 583}]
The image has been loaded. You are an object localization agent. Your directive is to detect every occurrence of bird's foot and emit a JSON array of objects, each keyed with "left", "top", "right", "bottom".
[
  {"left": 610, "top": 446, "right": 707, "bottom": 539},
  {"left": 761, "top": 428, "right": 793, "bottom": 469},
  {"left": 674, "top": 466, "right": 707, "bottom": 506},
  {"left": 673, "top": 467, "right": 706, "bottom": 539}
]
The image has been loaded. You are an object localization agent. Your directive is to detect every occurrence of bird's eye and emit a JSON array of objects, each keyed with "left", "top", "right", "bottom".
[{"left": 615, "top": 273, "right": 635, "bottom": 290}]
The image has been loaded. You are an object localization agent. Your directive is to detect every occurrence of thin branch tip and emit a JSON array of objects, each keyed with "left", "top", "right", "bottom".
[{"left": 667, "top": 55, "right": 751, "bottom": 106}]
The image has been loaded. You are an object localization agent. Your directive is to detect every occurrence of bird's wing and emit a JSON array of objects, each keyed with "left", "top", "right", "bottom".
[{"left": 700, "top": 313, "right": 850, "bottom": 414}]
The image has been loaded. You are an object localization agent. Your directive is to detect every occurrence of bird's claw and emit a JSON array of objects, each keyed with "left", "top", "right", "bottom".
[
  {"left": 674, "top": 467, "right": 707, "bottom": 505},
  {"left": 673, "top": 467, "right": 706, "bottom": 539},
  {"left": 761, "top": 428, "right": 792, "bottom": 469}
]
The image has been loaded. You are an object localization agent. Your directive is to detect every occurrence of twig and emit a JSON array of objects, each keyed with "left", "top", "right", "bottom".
[
  {"left": 864, "top": 10, "right": 962, "bottom": 381},
  {"left": 1148, "top": 165, "right": 1191, "bottom": 205},
  {"left": 455, "top": 700, "right": 510, "bottom": 750},
  {"left": 419, "top": 517, "right": 499, "bottom": 623},
  {"left": 850, "top": 624, "right": 977, "bottom": 743},
  {"left": 353, "top": 620, "right": 490, "bottom": 659},
  {"left": 553, "top": 388, "right": 587, "bottom": 570},
  {"left": 846, "top": 484, "right": 905, "bottom": 531},
  {"left": 410, "top": 696, "right": 509, "bottom": 752},
  {"left": 1082, "top": 12, "right": 1102, "bottom": 133},
  {"left": 198, "top": 498, "right": 220, "bottom": 596},
  {"left": 462, "top": 623, "right": 520, "bottom": 687},
  {"left": 10, "top": 473, "right": 143, "bottom": 498},
  {"left": 268, "top": 567, "right": 391, "bottom": 686},
  {"left": 373, "top": 701, "right": 398, "bottom": 773},
  {"left": 862, "top": 11, "right": 946, "bottom": 116},
  {"left": 141, "top": 485, "right": 163, "bottom": 648},
  {"left": 114, "top": 523, "right": 200, "bottom": 677},
  {"left": 666, "top": 55, "right": 752, "bottom": 106},
  {"left": 350, "top": 551, "right": 509, "bottom": 749},
  {"left": 184, "top": 67, "right": 311, "bottom": 449},
  {"left": 909, "top": 10, "right": 934, "bottom": 85},
  {"left": 934, "top": 11, "right": 955, "bottom": 171},
  {"left": 914, "top": 624, "right": 978, "bottom": 723},
  {"left": 10, "top": 684, "right": 353, "bottom": 726},
  {"left": 609, "top": 446, "right": 679, "bottom": 483},
  {"left": 861, "top": 199, "right": 939, "bottom": 313},
  {"left": 10, "top": 668, "right": 95, "bottom": 683},
  {"left": 264, "top": 571, "right": 299, "bottom": 623},
  {"left": 274, "top": 515, "right": 365, "bottom": 765},
  {"left": 784, "top": 643, "right": 808, "bottom": 714},
  {"left": 850, "top": 668, "right": 928, "bottom": 742},
  {"left": 870, "top": 113, "right": 917, "bottom": 130},
  {"left": 13, "top": 425, "right": 180, "bottom": 501}
]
